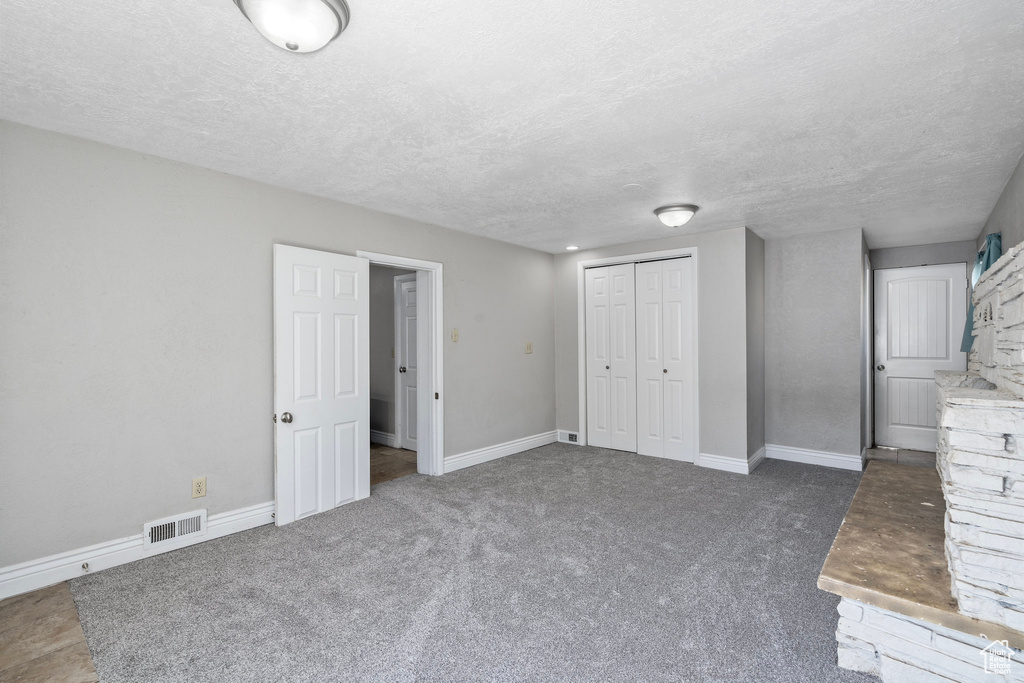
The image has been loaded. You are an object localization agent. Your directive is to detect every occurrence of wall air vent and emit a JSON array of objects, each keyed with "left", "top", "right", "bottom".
[
  {"left": 143, "top": 510, "right": 207, "bottom": 550},
  {"left": 558, "top": 430, "right": 581, "bottom": 445}
]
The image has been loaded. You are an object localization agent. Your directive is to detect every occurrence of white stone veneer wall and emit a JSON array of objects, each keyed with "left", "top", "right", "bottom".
[
  {"left": 936, "top": 244, "right": 1024, "bottom": 632},
  {"left": 837, "top": 598, "right": 1024, "bottom": 682}
]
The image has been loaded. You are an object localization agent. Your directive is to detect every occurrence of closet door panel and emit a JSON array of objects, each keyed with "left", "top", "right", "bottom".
[
  {"left": 586, "top": 264, "right": 636, "bottom": 451},
  {"left": 608, "top": 264, "right": 637, "bottom": 451},
  {"left": 635, "top": 261, "right": 665, "bottom": 458},
  {"left": 662, "top": 257, "right": 697, "bottom": 462},
  {"left": 585, "top": 267, "right": 612, "bottom": 448}
]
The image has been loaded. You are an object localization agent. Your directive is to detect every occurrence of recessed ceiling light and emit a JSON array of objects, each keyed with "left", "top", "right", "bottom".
[
  {"left": 565, "top": 245, "right": 580, "bottom": 251},
  {"left": 654, "top": 204, "right": 699, "bottom": 228},
  {"left": 233, "top": 0, "right": 350, "bottom": 53}
]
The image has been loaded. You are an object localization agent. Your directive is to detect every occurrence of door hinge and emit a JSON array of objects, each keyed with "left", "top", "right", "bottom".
[
  {"left": 273, "top": 414, "right": 277, "bottom": 423},
  {"left": 435, "top": 392, "right": 439, "bottom": 399}
]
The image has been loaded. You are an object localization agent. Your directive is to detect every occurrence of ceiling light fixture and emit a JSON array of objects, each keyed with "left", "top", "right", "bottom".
[
  {"left": 234, "top": 0, "right": 350, "bottom": 53},
  {"left": 566, "top": 245, "right": 580, "bottom": 251},
  {"left": 654, "top": 204, "right": 699, "bottom": 228}
]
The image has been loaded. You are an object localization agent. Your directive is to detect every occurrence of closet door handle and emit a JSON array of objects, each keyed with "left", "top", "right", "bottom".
[
  {"left": 605, "top": 365, "right": 610, "bottom": 370},
  {"left": 663, "top": 369, "right": 668, "bottom": 373}
]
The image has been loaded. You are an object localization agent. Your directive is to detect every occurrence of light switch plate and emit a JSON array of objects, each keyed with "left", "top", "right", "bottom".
[
  {"left": 451, "top": 328, "right": 459, "bottom": 342},
  {"left": 525, "top": 342, "right": 533, "bottom": 354}
]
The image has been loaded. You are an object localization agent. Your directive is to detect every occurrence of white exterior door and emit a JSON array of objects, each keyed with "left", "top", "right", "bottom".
[
  {"left": 274, "top": 245, "right": 370, "bottom": 526},
  {"left": 874, "top": 264, "right": 968, "bottom": 450},
  {"left": 395, "top": 273, "right": 418, "bottom": 452},
  {"left": 635, "top": 258, "right": 697, "bottom": 462},
  {"left": 585, "top": 264, "right": 637, "bottom": 451}
]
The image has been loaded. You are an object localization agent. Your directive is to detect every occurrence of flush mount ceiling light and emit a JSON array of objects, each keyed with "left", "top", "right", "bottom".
[
  {"left": 234, "top": 0, "right": 350, "bottom": 53},
  {"left": 565, "top": 245, "right": 580, "bottom": 251},
  {"left": 654, "top": 204, "right": 699, "bottom": 228}
]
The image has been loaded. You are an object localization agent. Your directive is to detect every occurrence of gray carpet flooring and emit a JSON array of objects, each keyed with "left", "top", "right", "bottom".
[{"left": 71, "top": 444, "right": 873, "bottom": 682}]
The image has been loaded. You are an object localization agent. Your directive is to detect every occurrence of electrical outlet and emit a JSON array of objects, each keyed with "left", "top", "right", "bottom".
[
  {"left": 451, "top": 328, "right": 459, "bottom": 342},
  {"left": 525, "top": 342, "right": 533, "bottom": 354},
  {"left": 192, "top": 477, "right": 206, "bottom": 498}
]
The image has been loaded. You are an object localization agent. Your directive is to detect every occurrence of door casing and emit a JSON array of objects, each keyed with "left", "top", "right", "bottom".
[{"left": 358, "top": 250, "right": 444, "bottom": 476}]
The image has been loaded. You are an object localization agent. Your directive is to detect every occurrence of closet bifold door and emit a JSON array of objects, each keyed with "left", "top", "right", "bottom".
[
  {"left": 585, "top": 264, "right": 637, "bottom": 451},
  {"left": 635, "top": 258, "right": 697, "bottom": 462}
]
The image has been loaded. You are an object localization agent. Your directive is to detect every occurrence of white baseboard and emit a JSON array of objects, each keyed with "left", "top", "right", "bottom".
[
  {"left": 747, "top": 445, "right": 766, "bottom": 473},
  {"left": 698, "top": 450, "right": 764, "bottom": 475},
  {"left": 445, "top": 431, "right": 558, "bottom": 473},
  {"left": 766, "top": 444, "right": 864, "bottom": 471},
  {"left": 370, "top": 430, "right": 399, "bottom": 448},
  {"left": 556, "top": 430, "right": 580, "bottom": 444},
  {"left": 0, "top": 501, "right": 274, "bottom": 600}
]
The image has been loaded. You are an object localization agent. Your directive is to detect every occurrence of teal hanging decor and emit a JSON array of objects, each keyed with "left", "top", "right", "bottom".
[{"left": 961, "top": 233, "right": 1002, "bottom": 352}]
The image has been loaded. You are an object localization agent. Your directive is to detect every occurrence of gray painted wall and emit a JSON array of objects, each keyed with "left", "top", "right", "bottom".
[
  {"left": 870, "top": 240, "right": 977, "bottom": 270},
  {"left": 765, "top": 228, "right": 864, "bottom": 456},
  {"left": 745, "top": 229, "right": 766, "bottom": 458},
  {"left": 0, "top": 121, "right": 556, "bottom": 566},
  {"left": 554, "top": 227, "right": 751, "bottom": 461},
  {"left": 369, "top": 265, "right": 414, "bottom": 437},
  {"left": 978, "top": 150, "right": 1024, "bottom": 251}
]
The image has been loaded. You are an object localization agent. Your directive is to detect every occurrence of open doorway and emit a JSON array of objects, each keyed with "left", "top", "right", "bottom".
[
  {"left": 369, "top": 264, "right": 417, "bottom": 485},
  {"left": 360, "top": 249, "right": 445, "bottom": 480}
]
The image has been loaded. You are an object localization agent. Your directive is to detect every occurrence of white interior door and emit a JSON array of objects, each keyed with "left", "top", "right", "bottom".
[
  {"left": 585, "top": 264, "right": 637, "bottom": 451},
  {"left": 395, "top": 273, "right": 417, "bottom": 452},
  {"left": 874, "top": 263, "right": 968, "bottom": 450},
  {"left": 274, "top": 245, "right": 370, "bottom": 526},
  {"left": 635, "top": 258, "right": 697, "bottom": 462}
]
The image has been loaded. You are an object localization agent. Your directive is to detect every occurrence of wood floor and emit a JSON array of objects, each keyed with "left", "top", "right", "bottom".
[
  {"left": 0, "top": 582, "right": 97, "bottom": 682},
  {"left": 863, "top": 447, "right": 936, "bottom": 468},
  {"left": 370, "top": 443, "right": 418, "bottom": 485}
]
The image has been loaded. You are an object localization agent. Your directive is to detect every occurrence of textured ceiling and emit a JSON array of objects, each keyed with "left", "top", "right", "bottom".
[{"left": 2, "top": 0, "right": 1023, "bottom": 252}]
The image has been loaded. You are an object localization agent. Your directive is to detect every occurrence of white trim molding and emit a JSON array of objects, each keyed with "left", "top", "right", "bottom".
[
  {"left": 370, "top": 430, "right": 399, "bottom": 448},
  {"left": 698, "top": 448, "right": 764, "bottom": 475},
  {"left": 747, "top": 445, "right": 766, "bottom": 473},
  {"left": 357, "top": 250, "right": 444, "bottom": 476},
  {"left": 445, "top": 431, "right": 557, "bottom": 473},
  {"left": 0, "top": 501, "right": 274, "bottom": 601},
  {"left": 766, "top": 444, "right": 864, "bottom": 471}
]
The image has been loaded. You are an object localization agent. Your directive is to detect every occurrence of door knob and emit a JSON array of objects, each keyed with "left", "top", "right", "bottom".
[
  {"left": 663, "top": 369, "right": 668, "bottom": 374},
  {"left": 399, "top": 366, "right": 407, "bottom": 373},
  {"left": 605, "top": 365, "right": 610, "bottom": 370},
  {"left": 876, "top": 365, "right": 885, "bottom": 371},
  {"left": 281, "top": 412, "right": 293, "bottom": 424}
]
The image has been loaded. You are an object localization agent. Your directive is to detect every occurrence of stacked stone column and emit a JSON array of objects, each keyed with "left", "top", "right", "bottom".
[{"left": 937, "top": 244, "right": 1024, "bottom": 633}]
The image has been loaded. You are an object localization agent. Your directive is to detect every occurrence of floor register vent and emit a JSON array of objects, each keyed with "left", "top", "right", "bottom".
[{"left": 143, "top": 509, "right": 207, "bottom": 550}]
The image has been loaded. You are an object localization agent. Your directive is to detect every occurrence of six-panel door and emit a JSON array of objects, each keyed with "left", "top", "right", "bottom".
[{"left": 274, "top": 245, "right": 370, "bottom": 526}]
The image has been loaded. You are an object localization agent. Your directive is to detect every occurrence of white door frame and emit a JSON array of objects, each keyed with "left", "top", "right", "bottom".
[
  {"left": 576, "top": 247, "right": 699, "bottom": 450},
  {"left": 393, "top": 272, "right": 417, "bottom": 452},
  {"left": 358, "top": 250, "right": 444, "bottom": 476}
]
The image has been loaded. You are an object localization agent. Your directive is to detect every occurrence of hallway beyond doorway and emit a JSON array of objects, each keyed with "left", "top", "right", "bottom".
[{"left": 370, "top": 443, "right": 417, "bottom": 486}]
